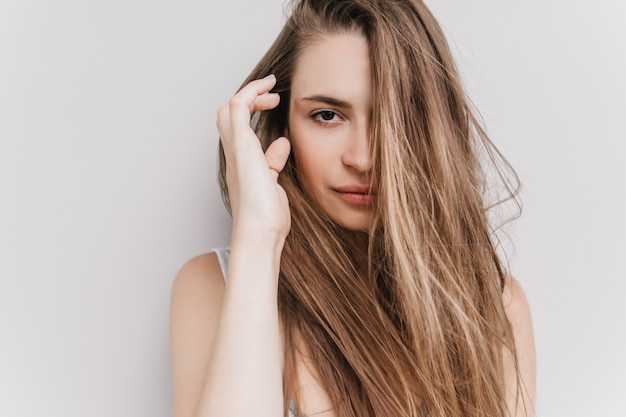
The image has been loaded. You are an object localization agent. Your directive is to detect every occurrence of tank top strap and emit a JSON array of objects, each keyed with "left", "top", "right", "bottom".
[{"left": 211, "top": 247, "right": 230, "bottom": 282}]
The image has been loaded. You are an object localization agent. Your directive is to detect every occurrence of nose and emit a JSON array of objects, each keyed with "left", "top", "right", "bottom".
[{"left": 342, "top": 120, "right": 372, "bottom": 173}]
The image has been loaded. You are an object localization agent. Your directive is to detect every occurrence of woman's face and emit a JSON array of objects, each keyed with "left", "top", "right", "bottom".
[{"left": 288, "top": 33, "right": 374, "bottom": 232}]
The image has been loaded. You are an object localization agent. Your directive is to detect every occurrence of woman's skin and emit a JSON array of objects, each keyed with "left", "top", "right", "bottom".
[
  {"left": 169, "top": 33, "right": 536, "bottom": 417},
  {"left": 288, "top": 34, "right": 374, "bottom": 232}
]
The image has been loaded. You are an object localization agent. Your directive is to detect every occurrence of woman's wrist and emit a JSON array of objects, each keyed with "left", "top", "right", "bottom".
[
  {"left": 227, "top": 229, "right": 285, "bottom": 290},
  {"left": 231, "top": 222, "right": 288, "bottom": 251}
]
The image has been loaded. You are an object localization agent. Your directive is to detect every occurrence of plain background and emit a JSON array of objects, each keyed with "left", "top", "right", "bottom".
[{"left": 1, "top": 0, "right": 624, "bottom": 416}]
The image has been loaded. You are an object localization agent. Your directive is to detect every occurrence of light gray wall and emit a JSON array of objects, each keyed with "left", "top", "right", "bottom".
[{"left": 0, "top": 1, "right": 623, "bottom": 416}]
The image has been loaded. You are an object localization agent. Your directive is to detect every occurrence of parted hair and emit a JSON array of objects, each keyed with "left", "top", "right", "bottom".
[{"left": 218, "top": 1, "right": 522, "bottom": 416}]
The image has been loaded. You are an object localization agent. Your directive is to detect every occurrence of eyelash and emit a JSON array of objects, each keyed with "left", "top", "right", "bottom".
[{"left": 309, "top": 109, "right": 343, "bottom": 125}]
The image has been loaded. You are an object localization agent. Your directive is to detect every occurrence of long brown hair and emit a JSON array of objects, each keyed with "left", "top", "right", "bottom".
[{"left": 218, "top": 1, "right": 522, "bottom": 416}]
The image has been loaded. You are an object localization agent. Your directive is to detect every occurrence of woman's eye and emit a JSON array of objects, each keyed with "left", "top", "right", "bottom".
[{"left": 311, "top": 110, "right": 341, "bottom": 124}]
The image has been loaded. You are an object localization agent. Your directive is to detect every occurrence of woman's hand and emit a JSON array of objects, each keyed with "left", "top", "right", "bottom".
[{"left": 217, "top": 75, "right": 291, "bottom": 243}]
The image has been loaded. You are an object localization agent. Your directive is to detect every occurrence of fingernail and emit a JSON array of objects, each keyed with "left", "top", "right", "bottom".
[{"left": 263, "top": 74, "right": 276, "bottom": 80}]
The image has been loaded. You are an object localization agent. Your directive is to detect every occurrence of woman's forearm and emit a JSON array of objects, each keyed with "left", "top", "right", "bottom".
[{"left": 195, "top": 238, "right": 285, "bottom": 417}]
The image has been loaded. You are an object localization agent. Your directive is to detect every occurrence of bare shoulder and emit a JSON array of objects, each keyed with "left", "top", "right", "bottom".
[
  {"left": 501, "top": 276, "right": 536, "bottom": 417},
  {"left": 502, "top": 276, "right": 532, "bottom": 325},
  {"left": 170, "top": 252, "right": 226, "bottom": 417},
  {"left": 170, "top": 253, "right": 226, "bottom": 336},
  {"left": 171, "top": 252, "right": 226, "bottom": 306}
]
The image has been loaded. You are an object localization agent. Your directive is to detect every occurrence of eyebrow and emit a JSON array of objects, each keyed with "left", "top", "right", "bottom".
[{"left": 300, "top": 95, "right": 351, "bottom": 108}]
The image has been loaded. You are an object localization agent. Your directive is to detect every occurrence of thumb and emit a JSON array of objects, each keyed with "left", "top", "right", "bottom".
[{"left": 265, "top": 137, "right": 291, "bottom": 180}]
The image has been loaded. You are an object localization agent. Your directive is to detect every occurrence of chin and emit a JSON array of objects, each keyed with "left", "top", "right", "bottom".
[{"left": 334, "top": 215, "right": 372, "bottom": 233}]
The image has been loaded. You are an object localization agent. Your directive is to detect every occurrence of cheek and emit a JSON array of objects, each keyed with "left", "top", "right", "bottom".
[
  {"left": 289, "top": 127, "right": 319, "bottom": 181},
  {"left": 288, "top": 116, "right": 344, "bottom": 190},
  {"left": 291, "top": 139, "right": 336, "bottom": 200},
  {"left": 293, "top": 145, "right": 325, "bottom": 186}
]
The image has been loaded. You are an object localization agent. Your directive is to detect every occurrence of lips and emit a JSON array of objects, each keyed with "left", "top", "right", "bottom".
[{"left": 334, "top": 185, "right": 377, "bottom": 206}]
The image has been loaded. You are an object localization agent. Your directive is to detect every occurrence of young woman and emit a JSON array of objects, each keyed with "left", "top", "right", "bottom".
[{"left": 170, "top": 1, "right": 536, "bottom": 417}]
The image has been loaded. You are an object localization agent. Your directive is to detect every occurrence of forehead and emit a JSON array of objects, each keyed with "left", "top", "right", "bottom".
[{"left": 291, "top": 33, "right": 371, "bottom": 103}]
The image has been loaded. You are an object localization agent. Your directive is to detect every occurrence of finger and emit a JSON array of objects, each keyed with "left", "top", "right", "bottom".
[
  {"left": 229, "top": 74, "right": 278, "bottom": 128},
  {"left": 265, "top": 137, "right": 291, "bottom": 180},
  {"left": 251, "top": 92, "right": 280, "bottom": 113}
]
